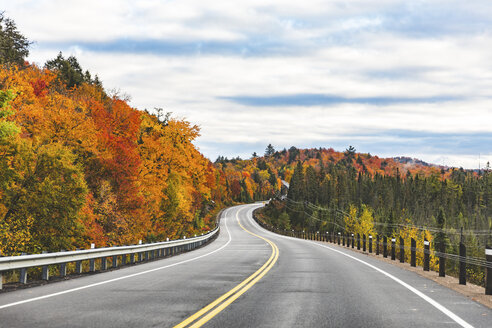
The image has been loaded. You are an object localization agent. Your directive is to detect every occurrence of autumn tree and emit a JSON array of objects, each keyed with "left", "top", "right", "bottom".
[
  {"left": 0, "top": 90, "right": 18, "bottom": 139},
  {"left": 2, "top": 142, "right": 87, "bottom": 253}
]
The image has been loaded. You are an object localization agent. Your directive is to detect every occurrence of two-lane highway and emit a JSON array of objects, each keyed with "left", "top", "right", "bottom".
[{"left": 0, "top": 204, "right": 491, "bottom": 327}]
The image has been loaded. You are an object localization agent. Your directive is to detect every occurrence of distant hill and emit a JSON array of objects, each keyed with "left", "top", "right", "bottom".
[{"left": 392, "top": 156, "right": 432, "bottom": 167}]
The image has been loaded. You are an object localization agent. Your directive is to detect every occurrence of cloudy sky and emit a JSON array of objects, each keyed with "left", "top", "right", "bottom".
[{"left": 3, "top": 0, "right": 491, "bottom": 168}]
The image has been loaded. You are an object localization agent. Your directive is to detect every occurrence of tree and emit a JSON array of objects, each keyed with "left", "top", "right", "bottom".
[
  {"left": 2, "top": 142, "right": 87, "bottom": 252},
  {"left": 434, "top": 207, "right": 449, "bottom": 252},
  {"left": 288, "top": 146, "right": 299, "bottom": 163},
  {"left": 0, "top": 90, "right": 19, "bottom": 140},
  {"left": 278, "top": 212, "right": 291, "bottom": 230},
  {"left": 0, "top": 13, "right": 31, "bottom": 67},
  {"left": 345, "top": 145, "right": 356, "bottom": 159},
  {"left": 45, "top": 52, "right": 99, "bottom": 89},
  {"left": 305, "top": 166, "right": 318, "bottom": 204},
  {"left": 288, "top": 161, "right": 305, "bottom": 201},
  {"left": 265, "top": 144, "right": 275, "bottom": 157}
]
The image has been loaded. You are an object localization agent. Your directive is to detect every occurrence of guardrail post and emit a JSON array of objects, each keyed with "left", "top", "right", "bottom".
[
  {"left": 130, "top": 253, "right": 135, "bottom": 264},
  {"left": 138, "top": 252, "right": 143, "bottom": 262},
  {"left": 439, "top": 241, "right": 446, "bottom": 277},
  {"left": 20, "top": 268, "right": 27, "bottom": 284},
  {"left": 42, "top": 251, "right": 49, "bottom": 280},
  {"left": 145, "top": 251, "right": 149, "bottom": 261},
  {"left": 76, "top": 260, "right": 82, "bottom": 274},
  {"left": 122, "top": 254, "right": 127, "bottom": 266},
  {"left": 363, "top": 234, "right": 366, "bottom": 252},
  {"left": 90, "top": 258, "right": 96, "bottom": 272},
  {"left": 376, "top": 235, "right": 380, "bottom": 255},
  {"left": 342, "top": 233, "right": 346, "bottom": 246},
  {"left": 485, "top": 246, "right": 491, "bottom": 295},
  {"left": 423, "top": 239, "right": 430, "bottom": 271},
  {"left": 399, "top": 237, "right": 404, "bottom": 263},
  {"left": 101, "top": 257, "right": 107, "bottom": 271},
  {"left": 369, "top": 235, "right": 372, "bottom": 253},
  {"left": 391, "top": 238, "right": 396, "bottom": 260},
  {"left": 20, "top": 253, "right": 27, "bottom": 284},
  {"left": 357, "top": 234, "right": 360, "bottom": 250},
  {"left": 411, "top": 238, "right": 416, "bottom": 267},
  {"left": 459, "top": 241, "right": 466, "bottom": 285},
  {"left": 60, "top": 262, "right": 67, "bottom": 277},
  {"left": 337, "top": 232, "right": 341, "bottom": 245},
  {"left": 351, "top": 234, "right": 355, "bottom": 248},
  {"left": 383, "top": 236, "right": 388, "bottom": 258},
  {"left": 112, "top": 255, "right": 118, "bottom": 268}
]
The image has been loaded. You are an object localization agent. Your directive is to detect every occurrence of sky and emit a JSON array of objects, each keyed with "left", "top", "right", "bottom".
[{"left": 2, "top": 0, "right": 492, "bottom": 169}]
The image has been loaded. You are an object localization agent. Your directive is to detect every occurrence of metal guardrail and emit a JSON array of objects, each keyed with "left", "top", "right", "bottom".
[
  {"left": 253, "top": 209, "right": 492, "bottom": 296},
  {"left": 0, "top": 226, "right": 220, "bottom": 289}
]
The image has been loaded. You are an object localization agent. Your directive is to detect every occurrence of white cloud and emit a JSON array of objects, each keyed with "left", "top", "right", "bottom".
[{"left": 2, "top": 0, "right": 492, "bottom": 168}]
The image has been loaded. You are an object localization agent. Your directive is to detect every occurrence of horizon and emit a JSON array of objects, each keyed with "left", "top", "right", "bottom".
[
  {"left": 2, "top": 1, "right": 491, "bottom": 169},
  {"left": 212, "top": 144, "right": 490, "bottom": 170}
]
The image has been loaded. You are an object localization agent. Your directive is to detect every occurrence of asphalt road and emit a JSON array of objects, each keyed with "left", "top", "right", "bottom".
[{"left": 0, "top": 204, "right": 490, "bottom": 327}]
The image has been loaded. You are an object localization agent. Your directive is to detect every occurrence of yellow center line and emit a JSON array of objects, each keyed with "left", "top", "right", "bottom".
[{"left": 173, "top": 206, "right": 279, "bottom": 328}]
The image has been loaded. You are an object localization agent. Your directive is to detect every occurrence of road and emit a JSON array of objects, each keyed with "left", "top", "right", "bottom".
[{"left": 0, "top": 204, "right": 490, "bottom": 327}]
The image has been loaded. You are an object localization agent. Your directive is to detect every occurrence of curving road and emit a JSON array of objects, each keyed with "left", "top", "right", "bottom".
[{"left": 0, "top": 204, "right": 490, "bottom": 327}]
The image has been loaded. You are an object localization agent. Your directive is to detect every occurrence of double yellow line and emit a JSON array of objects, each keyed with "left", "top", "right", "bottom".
[{"left": 174, "top": 208, "right": 279, "bottom": 328}]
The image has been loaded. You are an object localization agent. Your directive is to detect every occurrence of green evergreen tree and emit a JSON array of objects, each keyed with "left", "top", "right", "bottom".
[
  {"left": 288, "top": 161, "right": 305, "bottom": 202},
  {"left": 265, "top": 144, "right": 275, "bottom": 157},
  {"left": 0, "top": 13, "right": 31, "bottom": 67}
]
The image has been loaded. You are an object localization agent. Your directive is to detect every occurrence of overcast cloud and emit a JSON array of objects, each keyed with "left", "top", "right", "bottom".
[{"left": 2, "top": 0, "right": 491, "bottom": 168}]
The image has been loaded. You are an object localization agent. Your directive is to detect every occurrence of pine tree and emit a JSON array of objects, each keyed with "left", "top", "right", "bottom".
[
  {"left": 0, "top": 13, "right": 31, "bottom": 66},
  {"left": 435, "top": 207, "right": 449, "bottom": 252},
  {"left": 265, "top": 144, "right": 275, "bottom": 157},
  {"left": 288, "top": 161, "right": 305, "bottom": 202}
]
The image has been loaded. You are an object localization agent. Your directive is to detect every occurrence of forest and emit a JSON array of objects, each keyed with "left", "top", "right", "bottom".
[
  {"left": 256, "top": 146, "right": 491, "bottom": 285},
  {"left": 0, "top": 13, "right": 280, "bottom": 256}
]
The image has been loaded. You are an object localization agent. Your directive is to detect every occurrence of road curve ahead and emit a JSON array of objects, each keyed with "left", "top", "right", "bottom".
[{"left": 0, "top": 204, "right": 491, "bottom": 327}]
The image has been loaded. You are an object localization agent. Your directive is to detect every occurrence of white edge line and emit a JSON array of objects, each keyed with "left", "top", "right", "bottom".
[
  {"left": 0, "top": 208, "right": 234, "bottom": 310},
  {"left": 247, "top": 209, "right": 474, "bottom": 328}
]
